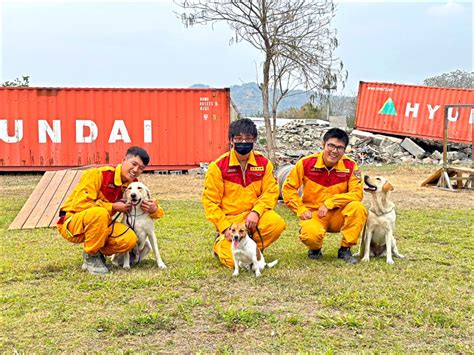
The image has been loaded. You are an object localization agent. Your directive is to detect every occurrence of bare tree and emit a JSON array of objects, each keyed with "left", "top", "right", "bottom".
[{"left": 177, "top": 0, "right": 346, "bottom": 161}]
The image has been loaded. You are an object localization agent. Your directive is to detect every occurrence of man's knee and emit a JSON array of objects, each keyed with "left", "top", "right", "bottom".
[
  {"left": 343, "top": 201, "right": 368, "bottom": 216},
  {"left": 273, "top": 214, "right": 287, "bottom": 235},
  {"left": 300, "top": 220, "right": 325, "bottom": 247},
  {"left": 260, "top": 210, "right": 286, "bottom": 234}
]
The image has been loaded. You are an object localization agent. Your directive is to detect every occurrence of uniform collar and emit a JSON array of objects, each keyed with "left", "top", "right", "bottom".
[
  {"left": 314, "top": 151, "right": 347, "bottom": 171},
  {"left": 115, "top": 164, "right": 124, "bottom": 186},
  {"left": 229, "top": 149, "right": 257, "bottom": 167}
]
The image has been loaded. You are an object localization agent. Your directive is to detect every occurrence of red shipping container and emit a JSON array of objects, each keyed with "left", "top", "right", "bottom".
[
  {"left": 355, "top": 82, "right": 474, "bottom": 144},
  {"left": 0, "top": 87, "right": 231, "bottom": 171}
]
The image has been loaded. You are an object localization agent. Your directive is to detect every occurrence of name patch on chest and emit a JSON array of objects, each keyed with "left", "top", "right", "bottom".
[{"left": 250, "top": 166, "right": 264, "bottom": 172}]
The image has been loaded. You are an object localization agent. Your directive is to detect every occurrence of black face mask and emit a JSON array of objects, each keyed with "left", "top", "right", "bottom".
[{"left": 234, "top": 142, "right": 254, "bottom": 155}]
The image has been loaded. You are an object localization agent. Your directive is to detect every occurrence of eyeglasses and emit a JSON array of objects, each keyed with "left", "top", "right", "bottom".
[
  {"left": 233, "top": 136, "right": 255, "bottom": 143},
  {"left": 326, "top": 143, "right": 346, "bottom": 153}
]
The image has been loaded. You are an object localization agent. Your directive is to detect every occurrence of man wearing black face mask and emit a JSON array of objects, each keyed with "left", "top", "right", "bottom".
[{"left": 202, "top": 118, "right": 286, "bottom": 269}]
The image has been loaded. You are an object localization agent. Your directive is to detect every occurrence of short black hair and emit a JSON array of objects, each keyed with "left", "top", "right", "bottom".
[
  {"left": 125, "top": 146, "right": 150, "bottom": 166},
  {"left": 323, "top": 128, "right": 349, "bottom": 147},
  {"left": 228, "top": 118, "right": 257, "bottom": 140}
]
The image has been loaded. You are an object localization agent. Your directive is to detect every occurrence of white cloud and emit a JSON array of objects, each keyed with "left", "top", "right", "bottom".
[{"left": 428, "top": 1, "right": 466, "bottom": 16}]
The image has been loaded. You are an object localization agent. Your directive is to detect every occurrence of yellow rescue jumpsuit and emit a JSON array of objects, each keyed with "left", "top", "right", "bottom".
[
  {"left": 57, "top": 164, "right": 164, "bottom": 256},
  {"left": 202, "top": 149, "right": 286, "bottom": 268},
  {"left": 282, "top": 152, "right": 367, "bottom": 250}
]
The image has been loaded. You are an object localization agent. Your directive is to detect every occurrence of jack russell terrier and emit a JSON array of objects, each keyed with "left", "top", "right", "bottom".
[{"left": 230, "top": 223, "right": 278, "bottom": 277}]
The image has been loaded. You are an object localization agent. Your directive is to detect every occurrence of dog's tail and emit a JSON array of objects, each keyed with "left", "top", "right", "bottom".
[{"left": 265, "top": 260, "right": 279, "bottom": 268}]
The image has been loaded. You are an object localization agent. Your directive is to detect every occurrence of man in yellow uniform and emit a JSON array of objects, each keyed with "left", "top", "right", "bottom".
[
  {"left": 282, "top": 128, "right": 367, "bottom": 264},
  {"left": 203, "top": 118, "right": 286, "bottom": 268},
  {"left": 57, "top": 147, "right": 164, "bottom": 275}
]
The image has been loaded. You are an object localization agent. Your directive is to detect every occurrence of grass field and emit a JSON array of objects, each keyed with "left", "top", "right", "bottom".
[{"left": 1, "top": 165, "right": 473, "bottom": 352}]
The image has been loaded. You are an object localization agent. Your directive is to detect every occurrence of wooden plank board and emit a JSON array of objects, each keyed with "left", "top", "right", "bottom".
[
  {"left": 421, "top": 167, "right": 442, "bottom": 187},
  {"left": 422, "top": 166, "right": 474, "bottom": 190},
  {"left": 48, "top": 170, "right": 84, "bottom": 227},
  {"left": 8, "top": 171, "right": 55, "bottom": 230},
  {"left": 23, "top": 170, "right": 67, "bottom": 229},
  {"left": 37, "top": 169, "right": 75, "bottom": 228}
]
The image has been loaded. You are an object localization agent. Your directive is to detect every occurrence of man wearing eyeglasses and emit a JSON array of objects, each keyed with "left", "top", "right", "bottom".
[
  {"left": 202, "top": 118, "right": 286, "bottom": 269},
  {"left": 282, "top": 128, "right": 367, "bottom": 264},
  {"left": 56, "top": 146, "right": 164, "bottom": 275}
]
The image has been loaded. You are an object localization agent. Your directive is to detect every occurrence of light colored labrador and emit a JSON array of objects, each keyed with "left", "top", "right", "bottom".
[
  {"left": 111, "top": 181, "right": 166, "bottom": 269},
  {"left": 355, "top": 175, "right": 404, "bottom": 264}
]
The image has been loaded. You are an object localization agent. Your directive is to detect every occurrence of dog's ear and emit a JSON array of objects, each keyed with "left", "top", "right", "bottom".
[
  {"left": 382, "top": 182, "right": 394, "bottom": 192},
  {"left": 145, "top": 187, "right": 151, "bottom": 200}
]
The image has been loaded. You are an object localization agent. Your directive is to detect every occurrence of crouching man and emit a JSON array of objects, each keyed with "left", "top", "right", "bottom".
[
  {"left": 202, "top": 118, "right": 286, "bottom": 268},
  {"left": 57, "top": 147, "right": 164, "bottom": 275},
  {"left": 282, "top": 128, "right": 367, "bottom": 264}
]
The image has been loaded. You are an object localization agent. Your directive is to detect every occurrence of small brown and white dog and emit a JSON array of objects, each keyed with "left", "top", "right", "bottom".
[
  {"left": 355, "top": 175, "right": 404, "bottom": 264},
  {"left": 111, "top": 182, "right": 166, "bottom": 269},
  {"left": 230, "top": 223, "right": 278, "bottom": 277}
]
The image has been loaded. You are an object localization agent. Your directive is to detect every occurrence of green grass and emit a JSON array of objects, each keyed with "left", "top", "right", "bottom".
[{"left": 0, "top": 174, "right": 473, "bottom": 352}]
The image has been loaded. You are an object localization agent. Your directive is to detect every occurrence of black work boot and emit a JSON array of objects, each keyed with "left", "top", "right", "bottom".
[
  {"left": 82, "top": 252, "right": 109, "bottom": 275},
  {"left": 338, "top": 247, "right": 358, "bottom": 264},
  {"left": 308, "top": 249, "right": 323, "bottom": 260}
]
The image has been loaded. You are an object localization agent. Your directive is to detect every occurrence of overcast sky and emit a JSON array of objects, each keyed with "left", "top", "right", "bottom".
[{"left": 0, "top": 0, "right": 472, "bottom": 95}]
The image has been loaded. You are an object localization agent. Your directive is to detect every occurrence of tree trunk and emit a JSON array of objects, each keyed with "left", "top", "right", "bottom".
[{"left": 262, "top": 58, "right": 275, "bottom": 162}]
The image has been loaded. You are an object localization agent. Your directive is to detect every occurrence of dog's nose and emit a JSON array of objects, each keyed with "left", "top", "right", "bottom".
[
  {"left": 233, "top": 235, "right": 238, "bottom": 241},
  {"left": 131, "top": 193, "right": 137, "bottom": 198}
]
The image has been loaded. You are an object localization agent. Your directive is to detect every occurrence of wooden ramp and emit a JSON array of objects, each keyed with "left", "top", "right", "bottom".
[
  {"left": 421, "top": 166, "right": 474, "bottom": 191},
  {"left": 9, "top": 168, "right": 87, "bottom": 230}
]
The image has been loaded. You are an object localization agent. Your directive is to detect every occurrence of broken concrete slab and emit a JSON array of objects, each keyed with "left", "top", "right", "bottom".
[{"left": 401, "top": 138, "right": 426, "bottom": 158}]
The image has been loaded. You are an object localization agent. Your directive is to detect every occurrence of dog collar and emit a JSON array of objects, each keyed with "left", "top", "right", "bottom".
[{"left": 370, "top": 207, "right": 395, "bottom": 216}]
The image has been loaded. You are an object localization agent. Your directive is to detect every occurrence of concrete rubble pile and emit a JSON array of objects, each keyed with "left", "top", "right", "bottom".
[{"left": 255, "top": 119, "right": 472, "bottom": 166}]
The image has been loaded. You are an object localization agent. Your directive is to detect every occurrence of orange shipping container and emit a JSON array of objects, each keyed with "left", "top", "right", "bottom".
[
  {"left": 0, "top": 87, "right": 231, "bottom": 171},
  {"left": 355, "top": 82, "right": 474, "bottom": 144}
]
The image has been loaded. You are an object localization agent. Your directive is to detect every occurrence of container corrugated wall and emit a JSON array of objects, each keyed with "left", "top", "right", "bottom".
[
  {"left": 355, "top": 82, "right": 474, "bottom": 144},
  {"left": 0, "top": 87, "right": 231, "bottom": 171}
]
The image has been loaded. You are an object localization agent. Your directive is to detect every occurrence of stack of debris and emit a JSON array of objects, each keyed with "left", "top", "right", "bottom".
[{"left": 255, "top": 119, "right": 472, "bottom": 166}]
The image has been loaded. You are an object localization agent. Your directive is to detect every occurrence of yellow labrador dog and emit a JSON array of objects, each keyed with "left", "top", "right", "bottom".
[
  {"left": 355, "top": 175, "right": 404, "bottom": 264},
  {"left": 111, "top": 182, "right": 166, "bottom": 269}
]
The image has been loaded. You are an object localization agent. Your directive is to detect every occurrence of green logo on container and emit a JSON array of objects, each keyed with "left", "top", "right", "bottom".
[{"left": 378, "top": 98, "right": 397, "bottom": 115}]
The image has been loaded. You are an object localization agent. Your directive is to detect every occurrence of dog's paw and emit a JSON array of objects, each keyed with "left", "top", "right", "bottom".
[
  {"left": 123, "top": 265, "right": 131, "bottom": 270},
  {"left": 255, "top": 272, "right": 262, "bottom": 277},
  {"left": 353, "top": 252, "right": 360, "bottom": 257},
  {"left": 386, "top": 259, "right": 395, "bottom": 265},
  {"left": 157, "top": 261, "right": 167, "bottom": 269},
  {"left": 361, "top": 256, "right": 370, "bottom": 263},
  {"left": 395, "top": 253, "right": 405, "bottom": 259},
  {"left": 232, "top": 272, "right": 239, "bottom": 277}
]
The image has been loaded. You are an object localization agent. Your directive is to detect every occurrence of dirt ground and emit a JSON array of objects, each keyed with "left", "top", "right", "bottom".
[
  {"left": 1, "top": 165, "right": 472, "bottom": 210},
  {"left": 139, "top": 165, "right": 473, "bottom": 210}
]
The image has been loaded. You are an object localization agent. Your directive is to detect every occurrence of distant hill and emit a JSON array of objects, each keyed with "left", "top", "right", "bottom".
[
  {"left": 190, "top": 82, "right": 356, "bottom": 118},
  {"left": 189, "top": 84, "right": 210, "bottom": 88},
  {"left": 229, "top": 82, "right": 313, "bottom": 116}
]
